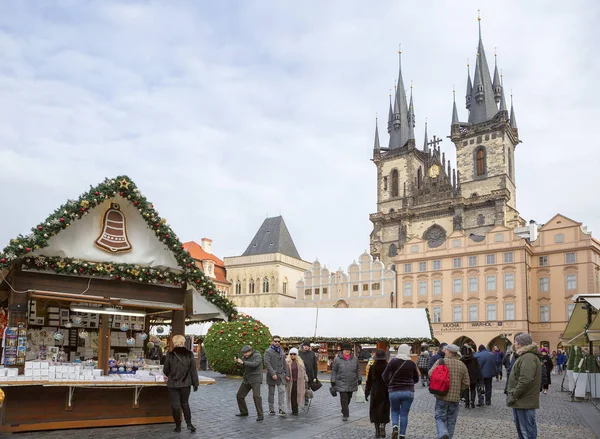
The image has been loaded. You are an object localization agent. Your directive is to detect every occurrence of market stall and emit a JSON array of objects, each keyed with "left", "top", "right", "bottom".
[{"left": 0, "top": 176, "right": 236, "bottom": 433}]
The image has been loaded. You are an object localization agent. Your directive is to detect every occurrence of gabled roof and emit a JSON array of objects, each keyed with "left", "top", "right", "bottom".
[
  {"left": 242, "top": 216, "right": 302, "bottom": 260},
  {"left": 183, "top": 241, "right": 230, "bottom": 285},
  {"left": 538, "top": 213, "right": 582, "bottom": 231},
  {"left": 0, "top": 176, "right": 237, "bottom": 318}
]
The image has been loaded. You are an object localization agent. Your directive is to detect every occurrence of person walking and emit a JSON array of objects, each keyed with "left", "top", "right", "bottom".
[
  {"left": 506, "top": 333, "right": 542, "bottom": 439},
  {"left": 428, "top": 343, "right": 447, "bottom": 371},
  {"left": 429, "top": 344, "right": 470, "bottom": 439},
  {"left": 163, "top": 334, "right": 199, "bottom": 433},
  {"left": 330, "top": 342, "right": 361, "bottom": 421},
  {"left": 474, "top": 345, "right": 496, "bottom": 406},
  {"left": 540, "top": 348, "right": 553, "bottom": 394},
  {"left": 298, "top": 340, "right": 318, "bottom": 387},
  {"left": 493, "top": 345, "right": 505, "bottom": 381},
  {"left": 556, "top": 350, "right": 566, "bottom": 375},
  {"left": 417, "top": 348, "right": 430, "bottom": 387},
  {"left": 235, "top": 345, "right": 264, "bottom": 421},
  {"left": 264, "top": 335, "right": 289, "bottom": 416},
  {"left": 383, "top": 345, "right": 419, "bottom": 439},
  {"left": 550, "top": 351, "right": 558, "bottom": 375},
  {"left": 365, "top": 349, "right": 391, "bottom": 438},
  {"left": 285, "top": 348, "right": 308, "bottom": 415},
  {"left": 460, "top": 345, "right": 481, "bottom": 409}
]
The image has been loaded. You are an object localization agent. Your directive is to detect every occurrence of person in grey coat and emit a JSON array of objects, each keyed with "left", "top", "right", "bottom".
[
  {"left": 331, "top": 342, "right": 361, "bottom": 421},
  {"left": 264, "top": 335, "right": 289, "bottom": 416},
  {"left": 235, "top": 345, "right": 264, "bottom": 421}
]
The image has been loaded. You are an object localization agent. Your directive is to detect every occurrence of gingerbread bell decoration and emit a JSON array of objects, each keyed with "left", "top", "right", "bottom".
[{"left": 95, "top": 203, "right": 132, "bottom": 253}]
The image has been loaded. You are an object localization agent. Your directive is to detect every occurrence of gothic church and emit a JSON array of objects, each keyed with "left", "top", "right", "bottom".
[{"left": 370, "top": 21, "right": 524, "bottom": 268}]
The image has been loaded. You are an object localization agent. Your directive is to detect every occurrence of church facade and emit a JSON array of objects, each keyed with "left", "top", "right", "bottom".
[{"left": 370, "top": 21, "right": 524, "bottom": 269}]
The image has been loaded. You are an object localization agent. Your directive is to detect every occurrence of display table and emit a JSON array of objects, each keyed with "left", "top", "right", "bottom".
[{"left": 0, "top": 376, "right": 215, "bottom": 433}]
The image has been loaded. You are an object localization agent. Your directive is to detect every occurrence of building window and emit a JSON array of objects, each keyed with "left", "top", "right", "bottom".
[
  {"left": 433, "top": 260, "right": 441, "bottom": 271},
  {"left": 453, "top": 258, "right": 462, "bottom": 269},
  {"left": 476, "top": 147, "right": 486, "bottom": 176},
  {"left": 453, "top": 306, "right": 463, "bottom": 322},
  {"left": 235, "top": 280, "right": 242, "bottom": 295},
  {"left": 504, "top": 303, "right": 515, "bottom": 320},
  {"left": 283, "top": 279, "right": 288, "bottom": 294},
  {"left": 352, "top": 284, "right": 359, "bottom": 292},
  {"left": 504, "top": 273, "right": 515, "bottom": 290},
  {"left": 468, "top": 277, "right": 478, "bottom": 292},
  {"left": 566, "top": 274, "right": 577, "bottom": 291},
  {"left": 263, "top": 278, "right": 269, "bottom": 293},
  {"left": 539, "top": 256, "right": 548, "bottom": 267},
  {"left": 304, "top": 288, "right": 311, "bottom": 295},
  {"left": 477, "top": 214, "right": 485, "bottom": 226},
  {"left": 323, "top": 287, "right": 328, "bottom": 295},
  {"left": 432, "top": 280, "right": 442, "bottom": 295},
  {"left": 468, "top": 256, "right": 477, "bottom": 267},
  {"left": 554, "top": 233, "right": 564, "bottom": 243},
  {"left": 486, "top": 304, "right": 497, "bottom": 321},
  {"left": 404, "top": 264, "right": 412, "bottom": 273},
  {"left": 314, "top": 288, "right": 320, "bottom": 295},
  {"left": 539, "top": 305, "right": 550, "bottom": 322},
  {"left": 403, "top": 282, "right": 412, "bottom": 296},
  {"left": 539, "top": 277, "right": 549, "bottom": 293},
  {"left": 486, "top": 275, "right": 497, "bottom": 291},
  {"left": 566, "top": 253, "right": 576, "bottom": 264},
  {"left": 495, "top": 233, "right": 504, "bottom": 242},
  {"left": 383, "top": 176, "right": 388, "bottom": 191},
  {"left": 419, "top": 262, "right": 427, "bottom": 272},
  {"left": 389, "top": 244, "right": 398, "bottom": 258},
  {"left": 453, "top": 278, "right": 463, "bottom": 294},
  {"left": 486, "top": 254, "right": 496, "bottom": 265},
  {"left": 567, "top": 303, "right": 575, "bottom": 319},
  {"left": 362, "top": 284, "right": 369, "bottom": 291},
  {"left": 372, "top": 283, "right": 380, "bottom": 291},
  {"left": 249, "top": 279, "right": 255, "bottom": 294},
  {"left": 391, "top": 169, "right": 399, "bottom": 197},
  {"left": 418, "top": 281, "right": 427, "bottom": 295},
  {"left": 433, "top": 306, "right": 442, "bottom": 323},
  {"left": 468, "top": 304, "right": 478, "bottom": 322},
  {"left": 504, "top": 252, "right": 514, "bottom": 263}
]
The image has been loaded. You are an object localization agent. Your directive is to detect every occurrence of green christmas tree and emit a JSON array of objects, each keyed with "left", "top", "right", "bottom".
[
  {"left": 573, "top": 346, "right": 583, "bottom": 373},
  {"left": 567, "top": 347, "right": 576, "bottom": 371},
  {"left": 204, "top": 314, "right": 272, "bottom": 375}
]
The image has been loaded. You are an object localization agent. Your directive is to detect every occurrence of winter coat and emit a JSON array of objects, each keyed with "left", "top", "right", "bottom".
[
  {"left": 542, "top": 355, "right": 553, "bottom": 386},
  {"left": 506, "top": 343, "right": 542, "bottom": 409},
  {"left": 365, "top": 360, "right": 390, "bottom": 424},
  {"left": 163, "top": 347, "right": 199, "bottom": 389},
  {"left": 331, "top": 352, "right": 361, "bottom": 392},
  {"left": 494, "top": 350, "right": 505, "bottom": 365},
  {"left": 285, "top": 356, "right": 308, "bottom": 410},
  {"left": 382, "top": 358, "right": 419, "bottom": 392},
  {"left": 557, "top": 353, "right": 566, "bottom": 366},
  {"left": 428, "top": 351, "right": 444, "bottom": 370},
  {"left": 299, "top": 349, "right": 318, "bottom": 382},
  {"left": 241, "top": 350, "right": 264, "bottom": 385},
  {"left": 475, "top": 349, "right": 497, "bottom": 378},
  {"left": 264, "top": 346, "right": 288, "bottom": 385},
  {"left": 417, "top": 352, "right": 429, "bottom": 369},
  {"left": 461, "top": 353, "right": 482, "bottom": 385}
]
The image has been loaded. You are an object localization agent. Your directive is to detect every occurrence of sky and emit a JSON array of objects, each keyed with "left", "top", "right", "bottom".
[{"left": 1, "top": 1, "right": 599, "bottom": 272}]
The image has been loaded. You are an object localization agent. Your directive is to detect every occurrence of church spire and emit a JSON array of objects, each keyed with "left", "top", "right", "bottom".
[
  {"left": 423, "top": 119, "right": 429, "bottom": 152},
  {"left": 408, "top": 84, "right": 415, "bottom": 140},
  {"left": 510, "top": 94, "right": 518, "bottom": 129},
  {"left": 498, "top": 75, "right": 508, "bottom": 113},
  {"left": 452, "top": 89, "right": 460, "bottom": 125},
  {"left": 466, "top": 61, "right": 472, "bottom": 110},
  {"left": 492, "top": 51, "right": 502, "bottom": 104},
  {"left": 388, "top": 46, "right": 410, "bottom": 149},
  {"left": 374, "top": 116, "right": 381, "bottom": 150},
  {"left": 387, "top": 91, "right": 393, "bottom": 134}
]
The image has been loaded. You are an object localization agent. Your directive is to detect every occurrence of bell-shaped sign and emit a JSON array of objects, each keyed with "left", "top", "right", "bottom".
[{"left": 95, "top": 203, "right": 132, "bottom": 253}]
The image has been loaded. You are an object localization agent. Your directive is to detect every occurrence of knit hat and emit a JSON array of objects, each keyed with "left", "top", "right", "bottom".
[
  {"left": 341, "top": 343, "right": 352, "bottom": 351},
  {"left": 374, "top": 349, "right": 387, "bottom": 360},
  {"left": 289, "top": 348, "right": 299, "bottom": 355},
  {"left": 301, "top": 339, "right": 311, "bottom": 347},
  {"left": 241, "top": 345, "right": 253, "bottom": 353},
  {"left": 515, "top": 333, "right": 533, "bottom": 346}
]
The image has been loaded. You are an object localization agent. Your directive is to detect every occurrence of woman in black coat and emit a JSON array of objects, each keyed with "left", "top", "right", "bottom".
[
  {"left": 365, "top": 349, "right": 390, "bottom": 438},
  {"left": 541, "top": 348, "right": 553, "bottom": 394},
  {"left": 163, "top": 334, "right": 200, "bottom": 433},
  {"left": 460, "top": 345, "right": 481, "bottom": 409}
]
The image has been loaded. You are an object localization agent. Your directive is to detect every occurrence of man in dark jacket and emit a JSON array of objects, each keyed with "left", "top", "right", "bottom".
[
  {"left": 235, "top": 345, "right": 264, "bottom": 421},
  {"left": 428, "top": 343, "right": 447, "bottom": 371},
  {"left": 493, "top": 346, "right": 505, "bottom": 381},
  {"left": 299, "top": 340, "right": 318, "bottom": 384},
  {"left": 474, "top": 345, "right": 496, "bottom": 406},
  {"left": 264, "top": 335, "right": 288, "bottom": 416}
]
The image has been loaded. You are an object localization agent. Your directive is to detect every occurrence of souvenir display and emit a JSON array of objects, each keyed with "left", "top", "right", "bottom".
[
  {"left": 138, "top": 333, "right": 148, "bottom": 341},
  {"left": 78, "top": 329, "right": 89, "bottom": 339},
  {"left": 126, "top": 337, "right": 136, "bottom": 346},
  {"left": 120, "top": 323, "right": 129, "bottom": 332}
]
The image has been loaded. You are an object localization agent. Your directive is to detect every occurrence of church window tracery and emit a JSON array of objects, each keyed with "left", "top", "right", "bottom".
[
  {"left": 389, "top": 244, "right": 398, "bottom": 257},
  {"left": 391, "top": 169, "right": 399, "bottom": 197},
  {"left": 423, "top": 225, "right": 447, "bottom": 248}
]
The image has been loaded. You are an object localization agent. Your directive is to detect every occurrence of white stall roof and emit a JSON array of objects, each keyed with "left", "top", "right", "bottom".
[
  {"left": 237, "top": 307, "right": 432, "bottom": 340},
  {"left": 562, "top": 294, "right": 600, "bottom": 346}
]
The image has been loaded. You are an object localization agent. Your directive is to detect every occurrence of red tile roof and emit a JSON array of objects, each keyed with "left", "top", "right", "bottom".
[{"left": 182, "top": 241, "right": 230, "bottom": 285}]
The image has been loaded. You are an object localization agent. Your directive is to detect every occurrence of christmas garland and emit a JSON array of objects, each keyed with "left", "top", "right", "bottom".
[
  {"left": 278, "top": 337, "right": 433, "bottom": 344},
  {"left": 0, "top": 176, "right": 237, "bottom": 319}
]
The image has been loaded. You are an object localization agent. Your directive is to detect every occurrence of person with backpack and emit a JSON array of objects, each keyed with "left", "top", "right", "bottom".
[
  {"left": 429, "top": 344, "right": 469, "bottom": 439},
  {"left": 417, "top": 348, "right": 430, "bottom": 387},
  {"left": 428, "top": 343, "right": 447, "bottom": 370}
]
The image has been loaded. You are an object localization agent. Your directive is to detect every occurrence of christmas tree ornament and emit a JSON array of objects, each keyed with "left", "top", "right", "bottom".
[
  {"left": 120, "top": 323, "right": 129, "bottom": 332},
  {"left": 71, "top": 316, "right": 82, "bottom": 325},
  {"left": 156, "top": 326, "right": 164, "bottom": 334},
  {"left": 95, "top": 203, "right": 132, "bottom": 253},
  {"left": 139, "top": 333, "right": 148, "bottom": 341},
  {"left": 53, "top": 331, "right": 64, "bottom": 341},
  {"left": 126, "top": 337, "right": 136, "bottom": 346},
  {"left": 79, "top": 329, "right": 89, "bottom": 338},
  {"left": 64, "top": 321, "right": 72, "bottom": 329}
]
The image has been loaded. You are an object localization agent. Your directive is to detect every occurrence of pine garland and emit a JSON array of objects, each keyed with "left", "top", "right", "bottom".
[{"left": 0, "top": 176, "right": 237, "bottom": 319}]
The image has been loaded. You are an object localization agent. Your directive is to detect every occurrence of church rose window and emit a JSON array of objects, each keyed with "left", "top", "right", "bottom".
[{"left": 423, "top": 225, "right": 446, "bottom": 248}]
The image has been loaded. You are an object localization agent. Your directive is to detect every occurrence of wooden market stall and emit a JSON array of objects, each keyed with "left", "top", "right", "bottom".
[{"left": 0, "top": 176, "right": 236, "bottom": 433}]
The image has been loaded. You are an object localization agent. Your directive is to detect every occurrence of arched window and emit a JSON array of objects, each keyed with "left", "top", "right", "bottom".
[
  {"left": 249, "top": 279, "right": 255, "bottom": 294},
  {"left": 476, "top": 148, "right": 486, "bottom": 176},
  {"left": 263, "top": 277, "right": 269, "bottom": 293},
  {"left": 235, "top": 280, "right": 242, "bottom": 295},
  {"left": 391, "top": 169, "right": 399, "bottom": 197},
  {"left": 417, "top": 167, "right": 423, "bottom": 189},
  {"left": 389, "top": 244, "right": 398, "bottom": 257}
]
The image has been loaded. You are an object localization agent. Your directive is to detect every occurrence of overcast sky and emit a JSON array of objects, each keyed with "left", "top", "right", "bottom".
[{"left": 1, "top": 1, "right": 599, "bottom": 271}]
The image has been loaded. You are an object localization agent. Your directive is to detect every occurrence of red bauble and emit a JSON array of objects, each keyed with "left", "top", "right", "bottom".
[
  {"left": 220, "top": 330, "right": 224, "bottom": 334},
  {"left": 81, "top": 207, "right": 85, "bottom": 212},
  {"left": 51, "top": 264, "right": 55, "bottom": 268},
  {"left": 209, "top": 291, "right": 213, "bottom": 295},
  {"left": 94, "top": 191, "right": 99, "bottom": 195},
  {"left": 165, "top": 234, "right": 169, "bottom": 238},
  {"left": 38, "top": 226, "right": 43, "bottom": 230},
  {"left": 119, "top": 192, "right": 124, "bottom": 197},
  {"left": 243, "top": 331, "right": 247, "bottom": 335},
  {"left": 187, "top": 264, "right": 191, "bottom": 268},
  {"left": 60, "top": 217, "right": 65, "bottom": 222},
  {"left": 79, "top": 268, "right": 83, "bottom": 272},
  {"left": 242, "top": 322, "right": 247, "bottom": 325},
  {"left": 115, "top": 275, "right": 120, "bottom": 280},
  {"left": 25, "top": 248, "right": 31, "bottom": 252},
  {"left": 0, "top": 258, "right": 6, "bottom": 264},
  {"left": 254, "top": 327, "right": 258, "bottom": 331},
  {"left": 160, "top": 280, "right": 164, "bottom": 284}
]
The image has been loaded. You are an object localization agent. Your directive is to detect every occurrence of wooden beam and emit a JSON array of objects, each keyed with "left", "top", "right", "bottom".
[
  {"left": 0, "top": 416, "right": 173, "bottom": 433},
  {"left": 98, "top": 314, "right": 111, "bottom": 375}
]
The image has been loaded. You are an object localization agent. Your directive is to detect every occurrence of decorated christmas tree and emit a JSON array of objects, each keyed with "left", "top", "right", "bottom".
[{"left": 204, "top": 314, "right": 272, "bottom": 375}]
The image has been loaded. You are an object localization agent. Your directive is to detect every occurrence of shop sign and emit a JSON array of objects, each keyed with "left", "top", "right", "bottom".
[
  {"left": 469, "top": 321, "right": 503, "bottom": 328},
  {"left": 439, "top": 323, "right": 463, "bottom": 332}
]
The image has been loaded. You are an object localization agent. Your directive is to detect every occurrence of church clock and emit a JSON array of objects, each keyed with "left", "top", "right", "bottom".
[{"left": 428, "top": 164, "right": 440, "bottom": 178}]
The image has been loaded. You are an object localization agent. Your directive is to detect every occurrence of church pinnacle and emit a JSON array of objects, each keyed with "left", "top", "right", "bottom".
[{"left": 387, "top": 47, "right": 411, "bottom": 149}]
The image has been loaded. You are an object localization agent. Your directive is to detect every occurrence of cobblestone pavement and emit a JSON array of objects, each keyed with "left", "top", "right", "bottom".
[{"left": 8, "top": 372, "right": 598, "bottom": 439}]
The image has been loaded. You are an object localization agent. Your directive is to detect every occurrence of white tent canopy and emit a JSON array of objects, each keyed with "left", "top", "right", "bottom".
[{"left": 562, "top": 294, "right": 600, "bottom": 346}]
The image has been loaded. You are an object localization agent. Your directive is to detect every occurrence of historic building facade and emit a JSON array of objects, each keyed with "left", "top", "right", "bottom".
[
  {"left": 295, "top": 252, "right": 396, "bottom": 308},
  {"left": 224, "top": 216, "right": 311, "bottom": 307},
  {"left": 183, "top": 238, "right": 230, "bottom": 295},
  {"left": 370, "top": 22, "right": 524, "bottom": 269}
]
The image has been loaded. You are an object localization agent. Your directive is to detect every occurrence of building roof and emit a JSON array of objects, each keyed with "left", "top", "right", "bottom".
[
  {"left": 182, "top": 241, "right": 229, "bottom": 285},
  {"left": 242, "top": 216, "right": 302, "bottom": 260}
]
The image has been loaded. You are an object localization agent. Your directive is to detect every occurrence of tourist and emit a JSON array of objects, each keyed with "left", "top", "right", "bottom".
[
  {"left": 285, "top": 348, "right": 308, "bottom": 415},
  {"left": 557, "top": 350, "right": 566, "bottom": 375},
  {"left": 460, "top": 345, "right": 481, "bottom": 409},
  {"left": 428, "top": 342, "right": 447, "bottom": 370},
  {"left": 506, "top": 333, "right": 542, "bottom": 439},
  {"left": 540, "top": 348, "right": 554, "bottom": 394},
  {"left": 235, "top": 345, "right": 264, "bottom": 421},
  {"left": 383, "top": 345, "right": 419, "bottom": 439},
  {"left": 264, "top": 335, "right": 288, "bottom": 416},
  {"left": 551, "top": 351, "right": 558, "bottom": 375},
  {"left": 330, "top": 342, "right": 361, "bottom": 421},
  {"left": 429, "top": 344, "right": 470, "bottom": 439},
  {"left": 417, "top": 348, "right": 430, "bottom": 387},
  {"left": 298, "top": 340, "right": 318, "bottom": 387},
  {"left": 365, "top": 349, "right": 391, "bottom": 438},
  {"left": 474, "top": 345, "right": 496, "bottom": 406},
  {"left": 163, "top": 334, "right": 199, "bottom": 433},
  {"left": 493, "top": 345, "right": 505, "bottom": 381},
  {"left": 365, "top": 350, "right": 376, "bottom": 378}
]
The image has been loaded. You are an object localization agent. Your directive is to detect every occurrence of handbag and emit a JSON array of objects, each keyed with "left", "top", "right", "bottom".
[
  {"left": 309, "top": 377, "right": 323, "bottom": 392},
  {"left": 305, "top": 388, "right": 314, "bottom": 399},
  {"left": 354, "top": 384, "right": 366, "bottom": 403}
]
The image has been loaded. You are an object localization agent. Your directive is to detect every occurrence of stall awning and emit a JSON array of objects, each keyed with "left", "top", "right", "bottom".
[
  {"left": 237, "top": 307, "right": 432, "bottom": 341},
  {"left": 562, "top": 294, "right": 600, "bottom": 346},
  {"left": 185, "top": 288, "right": 229, "bottom": 322}
]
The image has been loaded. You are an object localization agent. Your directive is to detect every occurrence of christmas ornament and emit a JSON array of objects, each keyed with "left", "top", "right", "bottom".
[
  {"left": 78, "top": 329, "right": 89, "bottom": 338},
  {"left": 95, "top": 203, "right": 132, "bottom": 253},
  {"left": 71, "top": 316, "right": 82, "bottom": 325},
  {"left": 156, "top": 326, "right": 164, "bottom": 334},
  {"left": 139, "top": 333, "right": 148, "bottom": 341},
  {"left": 53, "top": 331, "right": 64, "bottom": 341},
  {"left": 120, "top": 323, "right": 129, "bottom": 332},
  {"left": 126, "top": 337, "right": 136, "bottom": 346}
]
